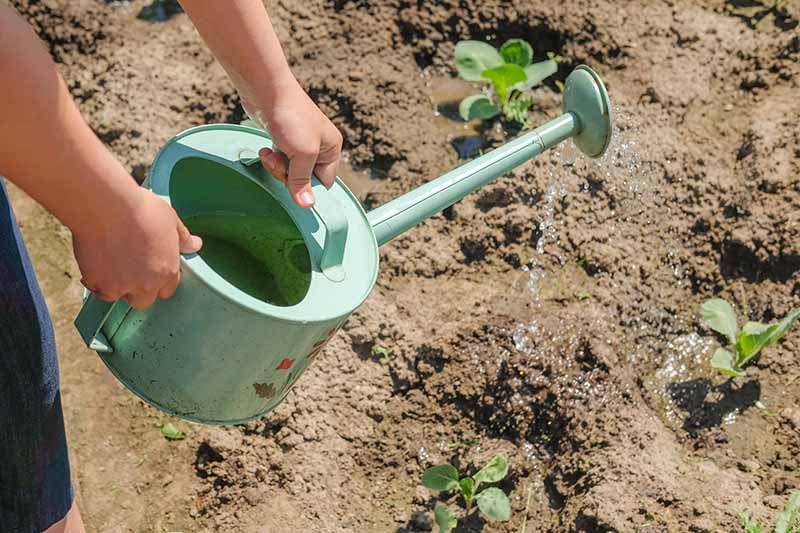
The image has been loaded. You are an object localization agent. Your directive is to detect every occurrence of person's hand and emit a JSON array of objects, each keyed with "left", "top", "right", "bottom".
[
  {"left": 246, "top": 79, "right": 343, "bottom": 208},
  {"left": 72, "top": 187, "right": 202, "bottom": 310}
]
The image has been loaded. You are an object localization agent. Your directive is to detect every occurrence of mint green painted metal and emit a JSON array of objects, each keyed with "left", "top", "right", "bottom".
[
  {"left": 74, "top": 125, "right": 379, "bottom": 424},
  {"left": 368, "top": 65, "right": 613, "bottom": 245},
  {"left": 74, "top": 65, "right": 612, "bottom": 424}
]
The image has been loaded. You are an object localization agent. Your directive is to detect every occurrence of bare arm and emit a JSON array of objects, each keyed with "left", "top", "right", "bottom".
[
  {"left": 0, "top": 5, "right": 137, "bottom": 234},
  {"left": 0, "top": 5, "right": 200, "bottom": 310},
  {"left": 179, "top": 0, "right": 343, "bottom": 208}
]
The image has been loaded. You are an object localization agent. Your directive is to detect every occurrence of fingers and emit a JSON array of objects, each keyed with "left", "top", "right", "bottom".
[
  {"left": 314, "top": 127, "right": 343, "bottom": 189},
  {"left": 124, "top": 291, "right": 158, "bottom": 311},
  {"left": 261, "top": 146, "right": 316, "bottom": 208},
  {"left": 81, "top": 278, "right": 123, "bottom": 302},
  {"left": 177, "top": 219, "right": 202, "bottom": 254},
  {"left": 158, "top": 271, "right": 180, "bottom": 300},
  {"left": 93, "top": 290, "right": 122, "bottom": 303},
  {"left": 259, "top": 147, "right": 288, "bottom": 182},
  {"left": 258, "top": 126, "right": 343, "bottom": 210},
  {"left": 287, "top": 147, "right": 318, "bottom": 208}
]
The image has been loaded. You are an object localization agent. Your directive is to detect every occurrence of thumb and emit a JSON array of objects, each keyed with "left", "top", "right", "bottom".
[{"left": 177, "top": 219, "right": 202, "bottom": 254}]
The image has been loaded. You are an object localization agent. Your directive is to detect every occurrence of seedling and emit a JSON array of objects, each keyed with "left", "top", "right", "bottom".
[
  {"left": 159, "top": 422, "right": 186, "bottom": 441},
  {"left": 370, "top": 344, "right": 392, "bottom": 361},
  {"left": 739, "top": 491, "right": 800, "bottom": 533},
  {"left": 700, "top": 298, "right": 799, "bottom": 378},
  {"left": 454, "top": 39, "right": 561, "bottom": 128},
  {"left": 422, "top": 454, "right": 511, "bottom": 532}
]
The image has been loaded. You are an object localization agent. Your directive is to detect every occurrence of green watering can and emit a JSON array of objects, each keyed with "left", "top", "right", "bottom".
[{"left": 74, "top": 66, "right": 612, "bottom": 424}]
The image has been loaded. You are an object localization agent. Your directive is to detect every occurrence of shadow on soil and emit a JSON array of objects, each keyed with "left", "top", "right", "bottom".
[{"left": 668, "top": 377, "right": 761, "bottom": 435}]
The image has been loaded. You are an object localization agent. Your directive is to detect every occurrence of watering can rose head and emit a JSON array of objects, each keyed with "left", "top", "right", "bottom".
[{"left": 74, "top": 66, "right": 613, "bottom": 424}]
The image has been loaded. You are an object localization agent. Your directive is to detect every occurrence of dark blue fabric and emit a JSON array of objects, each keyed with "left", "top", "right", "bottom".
[{"left": 0, "top": 178, "right": 73, "bottom": 532}]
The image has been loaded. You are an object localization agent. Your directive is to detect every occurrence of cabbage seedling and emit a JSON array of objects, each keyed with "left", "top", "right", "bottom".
[
  {"left": 454, "top": 39, "right": 561, "bottom": 128},
  {"left": 700, "top": 298, "right": 799, "bottom": 378},
  {"left": 422, "top": 454, "right": 511, "bottom": 532}
]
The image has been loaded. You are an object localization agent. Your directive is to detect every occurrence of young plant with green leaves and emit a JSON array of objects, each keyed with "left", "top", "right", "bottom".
[
  {"left": 739, "top": 491, "right": 800, "bottom": 533},
  {"left": 159, "top": 422, "right": 186, "bottom": 441},
  {"left": 455, "top": 39, "right": 561, "bottom": 128},
  {"left": 422, "top": 454, "right": 511, "bottom": 533},
  {"left": 700, "top": 298, "right": 799, "bottom": 377}
]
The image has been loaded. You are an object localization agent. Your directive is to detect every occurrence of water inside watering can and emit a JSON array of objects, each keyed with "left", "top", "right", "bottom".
[
  {"left": 169, "top": 156, "right": 313, "bottom": 307},
  {"left": 183, "top": 212, "right": 311, "bottom": 306}
]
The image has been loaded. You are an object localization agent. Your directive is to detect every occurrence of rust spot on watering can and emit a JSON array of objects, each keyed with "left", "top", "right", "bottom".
[
  {"left": 253, "top": 382, "right": 276, "bottom": 399},
  {"left": 308, "top": 347, "right": 322, "bottom": 359},
  {"left": 276, "top": 358, "right": 294, "bottom": 370}
]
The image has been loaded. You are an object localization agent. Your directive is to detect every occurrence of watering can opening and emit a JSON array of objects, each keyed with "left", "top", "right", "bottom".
[{"left": 169, "top": 156, "right": 312, "bottom": 307}]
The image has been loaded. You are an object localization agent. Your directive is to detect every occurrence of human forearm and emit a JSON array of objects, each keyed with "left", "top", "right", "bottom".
[
  {"left": 178, "top": 0, "right": 344, "bottom": 208},
  {"left": 177, "top": 0, "right": 295, "bottom": 123},
  {"left": 0, "top": 6, "right": 140, "bottom": 238}
]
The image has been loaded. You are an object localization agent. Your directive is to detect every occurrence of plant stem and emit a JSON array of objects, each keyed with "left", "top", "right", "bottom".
[{"left": 519, "top": 483, "right": 533, "bottom": 533}]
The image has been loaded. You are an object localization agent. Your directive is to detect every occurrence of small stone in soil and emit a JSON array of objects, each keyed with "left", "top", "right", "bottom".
[
  {"left": 410, "top": 511, "right": 433, "bottom": 531},
  {"left": 689, "top": 517, "right": 714, "bottom": 532},
  {"left": 737, "top": 459, "right": 760, "bottom": 473},
  {"left": 243, "top": 488, "right": 263, "bottom": 506},
  {"left": 764, "top": 494, "right": 785, "bottom": 509}
]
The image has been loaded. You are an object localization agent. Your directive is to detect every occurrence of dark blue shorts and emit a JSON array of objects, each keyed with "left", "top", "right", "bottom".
[{"left": 0, "top": 179, "right": 73, "bottom": 532}]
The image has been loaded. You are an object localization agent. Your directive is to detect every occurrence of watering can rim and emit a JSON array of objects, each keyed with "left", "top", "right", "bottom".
[{"left": 148, "top": 123, "right": 380, "bottom": 325}]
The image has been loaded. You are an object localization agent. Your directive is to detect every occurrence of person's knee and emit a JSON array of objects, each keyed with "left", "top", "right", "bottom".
[{"left": 43, "top": 502, "right": 84, "bottom": 533}]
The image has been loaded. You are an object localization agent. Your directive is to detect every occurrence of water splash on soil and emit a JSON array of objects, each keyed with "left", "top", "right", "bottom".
[{"left": 653, "top": 333, "right": 716, "bottom": 424}]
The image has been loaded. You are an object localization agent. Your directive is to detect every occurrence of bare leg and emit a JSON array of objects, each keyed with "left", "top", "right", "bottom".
[{"left": 43, "top": 502, "right": 84, "bottom": 533}]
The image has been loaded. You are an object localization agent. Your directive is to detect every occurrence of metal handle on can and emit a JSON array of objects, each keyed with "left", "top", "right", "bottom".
[
  {"left": 241, "top": 154, "right": 349, "bottom": 283},
  {"left": 310, "top": 177, "right": 348, "bottom": 282},
  {"left": 74, "top": 293, "right": 119, "bottom": 353}
]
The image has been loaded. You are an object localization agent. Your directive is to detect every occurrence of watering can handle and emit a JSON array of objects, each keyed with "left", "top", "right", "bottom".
[
  {"left": 74, "top": 293, "right": 122, "bottom": 353},
  {"left": 311, "top": 178, "right": 348, "bottom": 282},
  {"left": 241, "top": 156, "right": 349, "bottom": 282}
]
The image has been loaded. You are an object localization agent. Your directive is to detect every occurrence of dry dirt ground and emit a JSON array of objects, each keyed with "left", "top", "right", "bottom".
[{"left": 6, "top": 0, "right": 800, "bottom": 531}]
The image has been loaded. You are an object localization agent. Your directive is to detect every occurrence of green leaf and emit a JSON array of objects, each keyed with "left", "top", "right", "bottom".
[
  {"left": 459, "top": 477, "right": 475, "bottom": 506},
  {"left": 512, "top": 59, "right": 559, "bottom": 92},
  {"left": 500, "top": 38, "right": 533, "bottom": 67},
  {"left": 546, "top": 51, "right": 564, "bottom": 63},
  {"left": 480, "top": 64, "right": 527, "bottom": 104},
  {"left": 710, "top": 347, "right": 745, "bottom": 378},
  {"left": 459, "top": 94, "right": 500, "bottom": 121},
  {"left": 422, "top": 464, "right": 460, "bottom": 491},
  {"left": 454, "top": 40, "right": 504, "bottom": 81},
  {"left": 735, "top": 322, "right": 779, "bottom": 366},
  {"left": 763, "top": 308, "right": 800, "bottom": 349},
  {"left": 700, "top": 298, "right": 738, "bottom": 345},
  {"left": 776, "top": 491, "right": 800, "bottom": 533},
  {"left": 738, "top": 511, "right": 764, "bottom": 533},
  {"left": 160, "top": 422, "right": 186, "bottom": 441},
  {"left": 473, "top": 454, "right": 509, "bottom": 485},
  {"left": 475, "top": 487, "right": 511, "bottom": 522},
  {"left": 434, "top": 504, "right": 458, "bottom": 533},
  {"left": 370, "top": 345, "right": 391, "bottom": 359}
]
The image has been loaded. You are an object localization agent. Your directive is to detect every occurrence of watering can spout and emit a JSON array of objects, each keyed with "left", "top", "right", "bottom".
[{"left": 367, "top": 65, "right": 612, "bottom": 246}]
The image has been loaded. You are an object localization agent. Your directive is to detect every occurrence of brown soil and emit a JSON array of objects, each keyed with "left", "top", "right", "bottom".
[{"left": 6, "top": 0, "right": 800, "bottom": 532}]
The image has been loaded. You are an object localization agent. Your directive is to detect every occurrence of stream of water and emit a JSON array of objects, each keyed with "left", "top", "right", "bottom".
[{"left": 410, "top": 83, "right": 726, "bottom": 470}]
